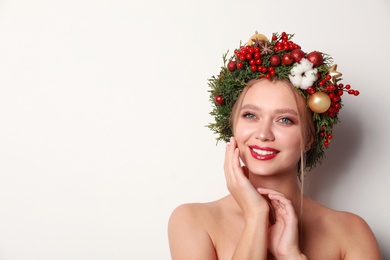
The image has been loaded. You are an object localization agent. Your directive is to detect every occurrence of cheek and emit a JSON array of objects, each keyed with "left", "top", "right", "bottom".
[
  {"left": 233, "top": 122, "right": 252, "bottom": 157},
  {"left": 233, "top": 121, "right": 254, "bottom": 142},
  {"left": 273, "top": 128, "right": 302, "bottom": 148}
]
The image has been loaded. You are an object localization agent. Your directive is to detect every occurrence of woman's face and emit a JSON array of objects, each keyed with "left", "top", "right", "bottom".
[{"left": 234, "top": 80, "right": 303, "bottom": 176}]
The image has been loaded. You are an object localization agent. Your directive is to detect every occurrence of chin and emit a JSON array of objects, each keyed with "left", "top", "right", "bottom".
[{"left": 245, "top": 160, "right": 298, "bottom": 177}]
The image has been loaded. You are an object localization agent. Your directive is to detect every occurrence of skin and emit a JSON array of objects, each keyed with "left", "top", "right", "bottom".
[{"left": 168, "top": 80, "right": 382, "bottom": 260}]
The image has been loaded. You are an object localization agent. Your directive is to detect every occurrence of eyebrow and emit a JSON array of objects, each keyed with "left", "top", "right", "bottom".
[{"left": 241, "top": 104, "right": 298, "bottom": 116}]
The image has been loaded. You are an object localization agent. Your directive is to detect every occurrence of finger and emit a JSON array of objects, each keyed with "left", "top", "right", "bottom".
[
  {"left": 257, "top": 189, "right": 295, "bottom": 215},
  {"left": 226, "top": 138, "right": 242, "bottom": 178},
  {"left": 224, "top": 138, "right": 243, "bottom": 188},
  {"left": 268, "top": 194, "right": 298, "bottom": 223},
  {"left": 232, "top": 147, "right": 241, "bottom": 173},
  {"left": 224, "top": 137, "right": 236, "bottom": 166},
  {"left": 224, "top": 138, "right": 235, "bottom": 179},
  {"left": 257, "top": 187, "right": 284, "bottom": 197}
]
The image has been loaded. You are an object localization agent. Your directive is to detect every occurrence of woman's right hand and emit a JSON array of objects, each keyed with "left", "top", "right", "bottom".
[{"left": 224, "top": 137, "right": 270, "bottom": 219}]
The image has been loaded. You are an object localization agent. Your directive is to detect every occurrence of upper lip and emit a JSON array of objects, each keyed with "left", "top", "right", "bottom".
[{"left": 249, "top": 145, "right": 279, "bottom": 152}]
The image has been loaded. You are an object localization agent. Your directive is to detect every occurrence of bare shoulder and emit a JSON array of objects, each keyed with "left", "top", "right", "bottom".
[
  {"left": 168, "top": 197, "right": 229, "bottom": 260},
  {"left": 304, "top": 198, "right": 382, "bottom": 259},
  {"left": 331, "top": 210, "right": 381, "bottom": 259},
  {"left": 168, "top": 197, "right": 225, "bottom": 230}
]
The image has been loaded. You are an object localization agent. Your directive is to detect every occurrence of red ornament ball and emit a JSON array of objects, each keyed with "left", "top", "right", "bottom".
[
  {"left": 282, "top": 54, "right": 293, "bottom": 65},
  {"left": 270, "top": 55, "right": 281, "bottom": 66},
  {"left": 291, "top": 49, "right": 305, "bottom": 62},
  {"left": 306, "top": 51, "right": 323, "bottom": 66},
  {"left": 227, "top": 61, "right": 237, "bottom": 72},
  {"left": 215, "top": 94, "right": 224, "bottom": 105}
]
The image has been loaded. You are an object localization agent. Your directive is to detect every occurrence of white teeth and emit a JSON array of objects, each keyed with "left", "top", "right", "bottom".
[{"left": 252, "top": 148, "right": 276, "bottom": 155}]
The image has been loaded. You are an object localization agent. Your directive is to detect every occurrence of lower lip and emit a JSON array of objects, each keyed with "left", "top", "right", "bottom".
[{"left": 250, "top": 148, "right": 278, "bottom": 160}]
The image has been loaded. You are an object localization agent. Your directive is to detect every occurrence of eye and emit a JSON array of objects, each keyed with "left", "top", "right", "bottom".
[
  {"left": 242, "top": 112, "right": 256, "bottom": 119},
  {"left": 279, "top": 117, "right": 294, "bottom": 125}
]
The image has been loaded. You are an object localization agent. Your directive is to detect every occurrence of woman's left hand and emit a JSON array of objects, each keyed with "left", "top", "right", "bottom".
[{"left": 257, "top": 188, "right": 306, "bottom": 260}]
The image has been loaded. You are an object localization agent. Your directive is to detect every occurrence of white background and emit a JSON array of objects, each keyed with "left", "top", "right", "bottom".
[{"left": 0, "top": 0, "right": 389, "bottom": 259}]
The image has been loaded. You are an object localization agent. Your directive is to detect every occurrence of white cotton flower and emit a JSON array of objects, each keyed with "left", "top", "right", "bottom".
[
  {"left": 299, "top": 58, "right": 313, "bottom": 71},
  {"left": 289, "top": 58, "right": 317, "bottom": 90},
  {"left": 300, "top": 68, "right": 318, "bottom": 89},
  {"left": 289, "top": 73, "right": 302, "bottom": 87}
]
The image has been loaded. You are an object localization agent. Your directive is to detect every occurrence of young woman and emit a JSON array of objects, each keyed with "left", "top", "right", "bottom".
[{"left": 168, "top": 32, "right": 382, "bottom": 260}]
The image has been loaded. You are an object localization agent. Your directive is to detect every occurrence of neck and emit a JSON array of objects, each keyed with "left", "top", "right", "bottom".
[{"left": 248, "top": 170, "right": 303, "bottom": 211}]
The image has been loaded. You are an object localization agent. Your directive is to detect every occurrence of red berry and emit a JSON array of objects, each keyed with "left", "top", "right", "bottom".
[
  {"left": 327, "top": 134, "right": 333, "bottom": 140},
  {"left": 324, "top": 140, "right": 329, "bottom": 147},
  {"left": 237, "top": 62, "right": 243, "bottom": 69},
  {"left": 254, "top": 52, "right": 261, "bottom": 59},
  {"left": 272, "top": 35, "right": 277, "bottom": 41},
  {"left": 345, "top": 84, "right": 351, "bottom": 89},
  {"left": 354, "top": 90, "right": 360, "bottom": 96},
  {"left": 282, "top": 54, "right": 293, "bottom": 65},
  {"left": 306, "top": 87, "right": 315, "bottom": 95},
  {"left": 215, "top": 95, "right": 224, "bottom": 105},
  {"left": 251, "top": 65, "right": 257, "bottom": 72},
  {"left": 227, "top": 61, "right": 237, "bottom": 72},
  {"left": 306, "top": 51, "right": 323, "bottom": 66},
  {"left": 270, "top": 55, "right": 281, "bottom": 66}
]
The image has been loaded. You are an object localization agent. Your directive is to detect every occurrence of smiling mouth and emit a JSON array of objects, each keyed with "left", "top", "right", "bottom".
[
  {"left": 251, "top": 148, "right": 278, "bottom": 156},
  {"left": 249, "top": 146, "right": 279, "bottom": 160}
]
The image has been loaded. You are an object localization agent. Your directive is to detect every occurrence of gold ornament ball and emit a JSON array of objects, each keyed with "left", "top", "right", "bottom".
[{"left": 308, "top": 92, "right": 331, "bottom": 113}]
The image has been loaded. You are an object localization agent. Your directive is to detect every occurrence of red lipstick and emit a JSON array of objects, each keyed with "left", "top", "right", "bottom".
[{"left": 249, "top": 145, "right": 279, "bottom": 160}]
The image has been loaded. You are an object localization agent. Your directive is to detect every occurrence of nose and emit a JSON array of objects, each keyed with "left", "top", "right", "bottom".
[{"left": 256, "top": 120, "right": 275, "bottom": 142}]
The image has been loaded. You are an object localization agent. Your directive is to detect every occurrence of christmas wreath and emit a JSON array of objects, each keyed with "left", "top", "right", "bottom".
[{"left": 208, "top": 32, "right": 359, "bottom": 169}]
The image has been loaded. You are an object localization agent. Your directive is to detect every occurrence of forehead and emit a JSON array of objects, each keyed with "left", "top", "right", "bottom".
[{"left": 242, "top": 80, "right": 297, "bottom": 109}]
